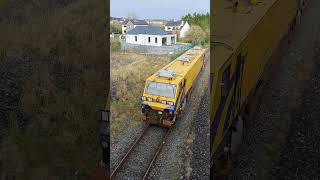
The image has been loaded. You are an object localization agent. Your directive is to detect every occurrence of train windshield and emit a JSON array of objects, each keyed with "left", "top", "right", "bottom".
[{"left": 145, "top": 81, "right": 176, "bottom": 98}]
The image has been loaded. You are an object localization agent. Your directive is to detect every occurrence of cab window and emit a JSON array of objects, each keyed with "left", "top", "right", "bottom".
[{"left": 145, "top": 81, "right": 176, "bottom": 98}]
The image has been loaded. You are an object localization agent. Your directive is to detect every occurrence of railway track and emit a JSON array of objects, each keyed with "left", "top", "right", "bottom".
[{"left": 110, "top": 123, "right": 172, "bottom": 180}]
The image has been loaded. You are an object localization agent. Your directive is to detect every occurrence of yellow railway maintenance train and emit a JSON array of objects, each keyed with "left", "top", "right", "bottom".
[
  {"left": 211, "top": 0, "right": 306, "bottom": 175},
  {"left": 140, "top": 47, "right": 207, "bottom": 128}
]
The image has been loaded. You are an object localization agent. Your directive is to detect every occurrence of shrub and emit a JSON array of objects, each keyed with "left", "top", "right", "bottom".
[
  {"left": 111, "top": 41, "right": 121, "bottom": 52},
  {"left": 110, "top": 23, "right": 122, "bottom": 34},
  {"left": 185, "top": 26, "right": 207, "bottom": 46}
]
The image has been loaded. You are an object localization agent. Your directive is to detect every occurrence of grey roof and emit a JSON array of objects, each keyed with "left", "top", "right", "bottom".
[
  {"left": 166, "top": 21, "right": 182, "bottom": 26},
  {"left": 127, "top": 26, "right": 170, "bottom": 35},
  {"left": 122, "top": 19, "right": 129, "bottom": 25}
]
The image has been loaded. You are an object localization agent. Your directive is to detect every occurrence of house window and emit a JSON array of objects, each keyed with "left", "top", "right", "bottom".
[
  {"left": 135, "top": 36, "right": 137, "bottom": 41},
  {"left": 155, "top": 37, "right": 158, "bottom": 44},
  {"left": 148, "top": 37, "right": 151, "bottom": 43}
]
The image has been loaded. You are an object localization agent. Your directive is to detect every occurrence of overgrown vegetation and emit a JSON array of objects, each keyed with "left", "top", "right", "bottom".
[
  {"left": 110, "top": 52, "right": 172, "bottom": 137},
  {"left": 0, "top": 0, "right": 107, "bottom": 178},
  {"left": 182, "top": 13, "right": 210, "bottom": 46},
  {"left": 182, "top": 12, "right": 210, "bottom": 32},
  {"left": 111, "top": 41, "right": 121, "bottom": 52},
  {"left": 110, "top": 23, "right": 122, "bottom": 34},
  {"left": 185, "top": 26, "right": 207, "bottom": 46}
]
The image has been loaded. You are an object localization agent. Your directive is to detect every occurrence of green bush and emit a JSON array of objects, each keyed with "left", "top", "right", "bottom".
[{"left": 110, "top": 23, "right": 122, "bottom": 34}]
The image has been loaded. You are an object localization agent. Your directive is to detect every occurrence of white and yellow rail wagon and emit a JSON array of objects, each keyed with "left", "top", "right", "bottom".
[
  {"left": 211, "top": 0, "right": 306, "bottom": 174},
  {"left": 141, "top": 47, "right": 207, "bottom": 127}
]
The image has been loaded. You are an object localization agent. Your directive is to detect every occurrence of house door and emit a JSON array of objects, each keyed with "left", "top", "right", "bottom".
[
  {"left": 171, "top": 37, "right": 175, "bottom": 44},
  {"left": 162, "top": 37, "right": 167, "bottom": 45}
]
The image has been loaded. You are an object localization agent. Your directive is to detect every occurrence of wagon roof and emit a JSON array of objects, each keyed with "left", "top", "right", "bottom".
[
  {"left": 147, "top": 48, "right": 207, "bottom": 85},
  {"left": 212, "top": 0, "right": 279, "bottom": 69}
]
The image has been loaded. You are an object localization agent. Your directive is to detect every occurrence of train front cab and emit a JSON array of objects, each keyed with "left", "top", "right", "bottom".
[{"left": 140, "top": 76, "right": 186, "bottom": 128}]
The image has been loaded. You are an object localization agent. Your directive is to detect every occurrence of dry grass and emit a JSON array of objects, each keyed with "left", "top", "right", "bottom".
[
  {"left": 110, "top": 52, "right": 172, "bottom": 138},
  {"left": 0, "top": 0, "right": 107, "bottom": 178}
]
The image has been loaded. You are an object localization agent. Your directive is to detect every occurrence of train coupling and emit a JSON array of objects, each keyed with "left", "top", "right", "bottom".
[
  {"left": 140, "top": 113, "right": 175, "bottom": 128},
  {"left": 161, "top": 116, "right": 175, "bottom": 128}
]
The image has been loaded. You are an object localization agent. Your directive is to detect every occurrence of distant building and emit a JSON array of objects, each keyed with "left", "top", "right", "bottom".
[
  {"left": 122, "top": 19, "right": 148, "bottom": 34},
  {"left": 179, "top": 22, "right": 190, "bottom": 38},
  {"left": 110, "top": 17, "right": 126, "bottom": 24},
  {"left": 165, "top": 20, "right": 184, "bottom": 31},
  {"left": 164, "top": 21, "right": 190, "bottom": 38},
  {"left": 126, "top": 26, "right": 177, "bottom": 46},
  {"left": 145, "top": 19, "right": 167, "bottom": 26}
]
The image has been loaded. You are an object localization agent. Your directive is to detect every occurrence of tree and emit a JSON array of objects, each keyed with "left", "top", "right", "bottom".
[
  {"left": 173, "top": 29, "right": 180, "bottom": 39},
  {"left": 182, "top": 12, "right": 210, "bottom": 33},
  {"left": 185, "top": 26, "right": 206, "bottom": 46}
]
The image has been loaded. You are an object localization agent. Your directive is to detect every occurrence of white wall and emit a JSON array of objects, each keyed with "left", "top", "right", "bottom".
[
  {"left": 165, "top": 21, "right": 184, "bottom": 31},
  {"left": 122, "top": 25, "right": 127, "bottom": 34},
  {"left": 165, "top": 26, "right": 173, "bottom": 31},
  {"left": 134, "top": 25, "right": 148, "bottom": 28},
  {"left": 165, "top": 26, "right": 180, "bottom": 31},
  {"left": 126, "top": 34, "right": 177, "bottom": 46},
  {"left": 180, "top": 22, "right": 190, "bottom": 38}
]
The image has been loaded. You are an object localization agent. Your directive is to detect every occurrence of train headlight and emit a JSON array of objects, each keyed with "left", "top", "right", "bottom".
[
  {"left": 168, "top": 101, "right": 174, "bottom": 106},
  {"left": 161, "top": 100, "right": 167, "bottom": 104},
  {"left": 147, "top": 97, "right": 153, "bottom": 102},
  {"left": 142, "top": 96, "right": 146, "bottom": 101}
]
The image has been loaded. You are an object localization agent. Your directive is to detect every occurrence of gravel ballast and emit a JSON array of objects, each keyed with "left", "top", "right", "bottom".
[{"left": 113, "top": 126, "right": 167, "bottom": 180}]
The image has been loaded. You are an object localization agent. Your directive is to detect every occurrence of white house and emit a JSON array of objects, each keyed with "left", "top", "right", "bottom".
[
  {"left": 164, "top": 21, "right": 190, "bottom": 38},
  {"left": 126, "top": 26, "right": 177, "bottom": 46},
  {"left": 165, "top": 20, "right": 184, "bottom": 31},
  {"left": 122, "top": 19, "right": 148, "bottom": 34},
  {"left": 179, "top": 22, "right": 190, "bottom": 38}
]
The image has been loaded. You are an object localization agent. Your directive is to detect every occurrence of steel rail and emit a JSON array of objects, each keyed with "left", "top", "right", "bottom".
[
  {"left": 142, "top": 127, "right": 172, "bottom": 180},
  {"left": 110, "top": 123, "right": 150, "bottom": 179}
]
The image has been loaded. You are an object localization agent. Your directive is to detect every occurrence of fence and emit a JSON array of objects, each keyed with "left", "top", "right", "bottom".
[{"left": 120, "top": 40, "right": 192, "bottom": 55}]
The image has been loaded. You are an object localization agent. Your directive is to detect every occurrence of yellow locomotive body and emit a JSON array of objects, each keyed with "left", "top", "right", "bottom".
[
  {"left": 211, "top": 0, "right": 303, "bottom": 170},
  {"left": 141, "top": 47, "right": 207, "bottom": 127}
]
